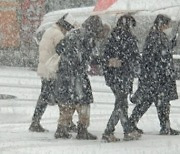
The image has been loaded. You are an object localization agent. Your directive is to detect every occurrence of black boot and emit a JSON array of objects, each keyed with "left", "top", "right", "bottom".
[
  {"left": 29, "top": 121, "right": 48, "bottom": 132},
  {"left": 54, "top": 125, "right": 72, "bottom": 139},
  {"left": 76, "top": 123, "right": 97, "bottom": 140},
  {"left": 160, "top": 128, "right": 180, "bottom": 135}
]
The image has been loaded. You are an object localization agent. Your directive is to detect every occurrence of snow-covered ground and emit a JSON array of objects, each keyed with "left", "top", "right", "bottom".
[{"left": 0, "top": 66, "right": 180, "bottom": 154}]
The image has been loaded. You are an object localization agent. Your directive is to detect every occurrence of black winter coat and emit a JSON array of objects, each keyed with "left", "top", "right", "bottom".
[
  {"left": 131, "top": 27, "right": 178, "bottom": 103},
  {"left": 55, "top": 28, "right": 94, "bottom": 105},
  {"left": 103, "top": 27, "right": 141, "bottom": 93}
]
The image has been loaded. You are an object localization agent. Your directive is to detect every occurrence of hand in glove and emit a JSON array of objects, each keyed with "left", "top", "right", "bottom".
[{"left": 108, "top": 58, "right": 123, "bottom": 68}]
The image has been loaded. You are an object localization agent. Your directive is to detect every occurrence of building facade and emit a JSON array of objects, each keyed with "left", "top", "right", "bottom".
[
  {"left": 0, "top": 0, "right": 96, "bottom": 67},
  {"left": 0, "top": 0, "right": 20, "bottom": 48}
]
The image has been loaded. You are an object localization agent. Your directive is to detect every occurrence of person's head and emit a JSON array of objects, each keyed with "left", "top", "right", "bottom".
[
  {"left": 116, "top": 14, "right": 136, "bottom": 29},
  {"left": 82, "top": 15, "right": 104, "bottom": 37},
  {"left": 56, "top": 13, "right": 77, "bottom": 33},
  {"left": 154, "top": 14, "right": 171, "bottom": 31}
]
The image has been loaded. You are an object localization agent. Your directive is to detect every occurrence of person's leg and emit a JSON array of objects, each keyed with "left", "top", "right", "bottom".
[
  {"left": 102, "top": 88, "right": 128, "bottom": 142},
  {"left": 155, "top": 100, "right": 180, "bottom": 135},
  {"left": 54, "top": 104, "right": 75, "bottom": 139},
  {"left": 76, "top": 104, "right": 97, "bottom": 140},
  {"left": 123, "top": 100, "right": 152, "bottom": 141},
  {"left": 29, "top": 94, "right": 48, "bottom": 132},
  {"left": 127, "top": 100, "right": 152, "bottom": 130},
  {"left": 68, "top": 108, "right": 77, "bottom": 132},
  {"left": 29, "top": 79, "right": 52, "bottom": 132}
]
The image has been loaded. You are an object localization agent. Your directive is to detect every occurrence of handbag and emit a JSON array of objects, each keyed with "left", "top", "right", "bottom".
[{"left": 45, "top": 53, "right": 60, "bottom": 77}]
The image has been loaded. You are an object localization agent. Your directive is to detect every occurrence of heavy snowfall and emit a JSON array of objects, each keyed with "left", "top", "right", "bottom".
[{"left": 1, "top": 0, "right": 180, "bottom": 154}]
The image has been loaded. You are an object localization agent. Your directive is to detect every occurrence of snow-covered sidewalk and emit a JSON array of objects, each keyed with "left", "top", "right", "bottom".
[{"left": 0, "top": 66, "right": 180, "bottom": 154}]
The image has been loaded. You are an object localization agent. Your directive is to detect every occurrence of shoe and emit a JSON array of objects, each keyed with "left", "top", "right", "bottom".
[
  {"left": 29, "top": 122, "right": 48, "bottom": 132},
  {"left": 160, "top": 128, "right": 180, "bottom": 135},
  {"left": 123, "top": 130, "right": 142, "bottom": 141},
  {"left": 170, "top": 128, "right": 180, "bottom": 135},
  {"left": 76, "top": 131, "right": 97, "bottom": 140},
  {"left": 76, "top": 123, "right": 97, "bottom": 140},
  {"left": 54, "top": 131, "right": 72, "bottom": 139},
  {"left": 54, "top": 125, "right": 72, "bottom": 139},
  {"left": 102, "top": 133, "right": 120, "bottom": 142},
  {"left": 134, "top": 126, "right": 144, "bottom": 134}
]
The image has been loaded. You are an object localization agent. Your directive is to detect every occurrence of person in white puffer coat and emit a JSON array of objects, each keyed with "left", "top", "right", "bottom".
[{"left": 29, "top": 13, "right": 78, "bottom": 132}]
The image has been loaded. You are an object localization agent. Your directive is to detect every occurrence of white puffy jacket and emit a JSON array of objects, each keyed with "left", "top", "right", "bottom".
[{"left": 37, "top": 24, "right": 64, "bottom": 79}]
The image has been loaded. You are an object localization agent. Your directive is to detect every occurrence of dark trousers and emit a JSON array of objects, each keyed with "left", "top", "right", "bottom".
[
  {"left": 125, "top": 97, "right": 171, "bottom": 133},
  {"left": 32, "top": 79, "right": 56, "bottom": 123},
  {"left": 104, "top": 87, "right": 128, "bottom": 134}
]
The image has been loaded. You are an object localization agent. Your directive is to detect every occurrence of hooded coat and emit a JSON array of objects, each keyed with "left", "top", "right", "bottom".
[
  {"left": 131, "top": 27, "right": 178, "bottom": 104},
  {"left": 103, "top": 26, "right": 141, "bottom": 94},
  {"left": 55, "top": 28, "right": 95, "bottom": 105}
]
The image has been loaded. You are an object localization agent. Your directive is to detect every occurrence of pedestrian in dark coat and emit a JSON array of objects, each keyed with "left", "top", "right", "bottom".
[
  {"left": 101, "top": 15, "right": 141, "bottom": 142},
  {"left": 125, "top": 14, "right": 180, "bottom": 138},
  {"left": 54, "top": 15, "right": 104, "bottom": 140}
]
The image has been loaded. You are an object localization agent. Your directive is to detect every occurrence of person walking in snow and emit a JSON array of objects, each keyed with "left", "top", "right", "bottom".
[
  {"left": 29, "top": 13, "right": 78, "bottom": 132},
  {"left": 125, "top": 14, "right": 180, "bottom": 137},
  {"left": 54, "top": 15, "right": 104, "bottom": 140},
  {"left": 101, "top": 15, "right": 141, "bottom": 142}
]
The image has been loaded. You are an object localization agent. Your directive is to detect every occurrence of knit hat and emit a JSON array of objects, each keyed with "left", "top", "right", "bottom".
[{"left": 116, "top": 15, "right": 136, "bottom": 28}]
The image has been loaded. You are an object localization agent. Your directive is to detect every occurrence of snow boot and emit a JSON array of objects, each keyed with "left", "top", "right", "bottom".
[
  {"left": 54, "top": 125, "right": 72, "bottom": 139},
  {"left": 160, "top": 128, "right": 180, "bottom": 135},
  {"left": 76, "top": 123, "right": 97, "bottom": 140},
  {"left": 102, "top": 132, "right": 120, "bottom": 142},
  {"left": 29, "top": 121, "right": 48, "bottom": 132},
  {"left": 123, "top": 130, "right": 142, "bottom": 141}
]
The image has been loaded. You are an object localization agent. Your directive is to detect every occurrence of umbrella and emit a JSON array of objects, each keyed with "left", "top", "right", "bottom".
[
  {"left": 93, "top": 0, "right": 117, "bottom": 11},
  {"left": 93, "top": 0, "right": 180, "bottom": 20}
]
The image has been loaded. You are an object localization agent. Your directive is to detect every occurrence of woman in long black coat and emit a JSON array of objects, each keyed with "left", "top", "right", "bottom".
[
  {"left": 54, "top": 15, "right": 104, "bottom": 140},
  {"left": 125, "top": 14, "right": 180, "bottom": 138}
]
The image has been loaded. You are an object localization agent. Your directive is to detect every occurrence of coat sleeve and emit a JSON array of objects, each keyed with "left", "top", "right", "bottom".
[
  {"left": 102, "top": 31, "right": 117, "bottom": 69},
  {"left": 128, "top": 36, "right": 141, "bottom": 76}
]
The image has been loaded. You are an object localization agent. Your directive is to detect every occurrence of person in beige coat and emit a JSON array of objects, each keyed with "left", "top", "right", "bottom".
[{"left": 29, "top": 13, "right": 78, "bottom": 132}]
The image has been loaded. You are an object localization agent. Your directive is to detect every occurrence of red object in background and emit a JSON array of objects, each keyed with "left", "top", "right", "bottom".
[
  {"left": 20, "top": 0, "right": 45, "bottom": 43},
  {"left": 93, "top": 0, "right": 117, "bottom": 11}
]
